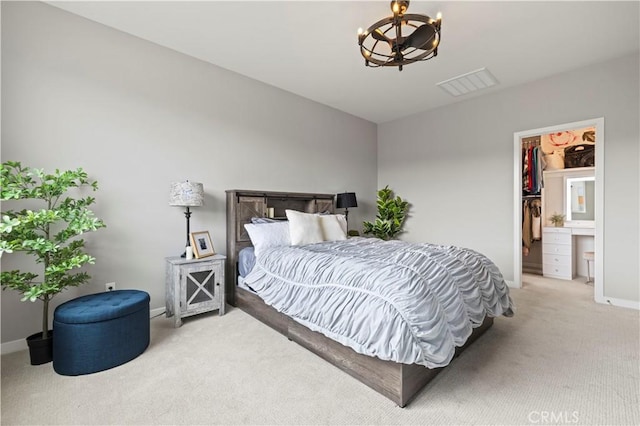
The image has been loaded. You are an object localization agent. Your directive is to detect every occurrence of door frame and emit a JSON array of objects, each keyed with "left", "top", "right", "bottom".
[{"left": 513, "top": 117, "right": 604, "bottom": 304}]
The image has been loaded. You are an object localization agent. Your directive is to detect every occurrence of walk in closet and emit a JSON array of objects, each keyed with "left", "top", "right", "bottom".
[
  {"left": 514, "top": 117, "right": 603, "bottom": 304},
  {"left": 519, "top": 127, "right": 597, "bottom": 280}
]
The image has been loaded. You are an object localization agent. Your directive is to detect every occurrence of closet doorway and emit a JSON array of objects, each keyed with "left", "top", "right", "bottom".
[{"left": 512, "top": 118, "right": 604, "bottom": 304}]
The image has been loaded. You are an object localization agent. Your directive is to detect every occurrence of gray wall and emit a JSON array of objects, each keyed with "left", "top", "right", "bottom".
[
  {"left": 378, "top": 52, "right": 640, "bottom": 303},
  {"left": 1, "top": 2, "right": 377, "bottom": 343}
]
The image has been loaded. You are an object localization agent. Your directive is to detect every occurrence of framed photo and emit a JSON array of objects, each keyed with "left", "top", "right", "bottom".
[{"left": 189, "top": 231, "right": 215, "bottom": 259}]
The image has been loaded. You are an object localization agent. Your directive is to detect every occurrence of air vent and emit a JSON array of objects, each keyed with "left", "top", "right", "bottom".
[{"left": 437, "top": 67, "right": 498, "bottom": 97}]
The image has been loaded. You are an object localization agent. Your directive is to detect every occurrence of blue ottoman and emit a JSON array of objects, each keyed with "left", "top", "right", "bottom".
[{"left": 53, "top": 290, "right": 150, "bottom": 376}]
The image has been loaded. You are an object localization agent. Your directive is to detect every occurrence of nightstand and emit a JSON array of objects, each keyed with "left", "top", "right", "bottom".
[{"left": 165, "top": 254, "right": 226, "bottom": 327}]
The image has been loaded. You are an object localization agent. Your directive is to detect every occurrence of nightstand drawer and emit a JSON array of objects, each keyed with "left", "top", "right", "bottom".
[{"left": 542, "top": 243, "right": 572, "bottom": 255}]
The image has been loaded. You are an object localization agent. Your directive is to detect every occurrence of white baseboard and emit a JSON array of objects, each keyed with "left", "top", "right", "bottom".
[
  {"left": 600, "top": 296, "right": 640, "bottom": 311},
  {"left": 1, "top": 338, "right": 28, "bottom": 355},
  {"left": 1, "top": 307, "right": 167, "bottom": 355},
  {"left": 150, "top": 307, "right": 165, "bottom": 318}
]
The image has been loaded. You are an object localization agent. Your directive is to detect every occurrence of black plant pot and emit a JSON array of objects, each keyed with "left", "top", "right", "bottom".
[{"left": 26, "top": 331, "right": 53, "bottom": 365}]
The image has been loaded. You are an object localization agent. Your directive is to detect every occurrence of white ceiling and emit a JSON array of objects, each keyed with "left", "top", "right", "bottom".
[{"left": 48, "top": 1, "right": 639, "bottom": 124}]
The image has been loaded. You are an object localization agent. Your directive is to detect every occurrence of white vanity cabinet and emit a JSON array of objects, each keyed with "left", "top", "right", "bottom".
[{"left": 542, "top": 227, "right": 575, "bottom": 280}]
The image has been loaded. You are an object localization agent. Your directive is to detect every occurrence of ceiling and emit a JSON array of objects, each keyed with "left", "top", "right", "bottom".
[{"left": 48, "top": 1, "right": 639, "bottom": 124}]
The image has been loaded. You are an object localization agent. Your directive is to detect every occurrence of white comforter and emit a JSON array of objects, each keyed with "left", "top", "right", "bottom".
[{"left": 243, "top": 237, "right": 514, "bottom": 368}]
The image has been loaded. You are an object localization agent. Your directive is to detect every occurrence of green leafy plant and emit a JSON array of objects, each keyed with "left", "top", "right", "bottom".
[
  {"left": 550, "top": 212, "right": 565, "bottom": 227},
  {"left": 0, "top": 161, "right": 106, "bottom": 339},
  {"left": 362, "top": 186, "right": 409, "bottom": 240}
]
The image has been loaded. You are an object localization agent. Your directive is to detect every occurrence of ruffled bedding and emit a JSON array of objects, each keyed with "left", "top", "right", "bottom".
[{"left": 243, "top": 237, "right": 514, "bottom": 368}]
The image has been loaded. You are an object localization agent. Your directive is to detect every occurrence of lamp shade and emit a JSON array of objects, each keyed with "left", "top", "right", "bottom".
[
  {"left": 336, "top": 192, "right": 358, "bottom": 209},
  {"left": 169, "top": 181, "right": 204, "bottom": 207}
]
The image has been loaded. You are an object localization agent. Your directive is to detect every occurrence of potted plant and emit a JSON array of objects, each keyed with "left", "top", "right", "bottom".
[
  {"left": 0, "top": 161, "right": 106, "bottom": 364},
  {"left": 363, "top": 185, "right": 409, "bottom": 240},
  {"left": 550, "top": 212, "right": 565, "bottom": 227}
]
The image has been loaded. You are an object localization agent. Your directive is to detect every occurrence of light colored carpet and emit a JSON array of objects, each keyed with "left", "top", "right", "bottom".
[{"left": 2, "top": 274, "right": 639, "bottom": 425}]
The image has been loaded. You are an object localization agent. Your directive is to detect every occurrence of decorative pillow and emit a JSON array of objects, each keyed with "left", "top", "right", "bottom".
[
  {"left": 243, "top": 221, "right": 290, "bottom": 257},
  {"left": 318, "top": 214, "right": 347, "bottom": 241},
  {"left": 285, "top": 209, "right": 324, "bottom": 245}
]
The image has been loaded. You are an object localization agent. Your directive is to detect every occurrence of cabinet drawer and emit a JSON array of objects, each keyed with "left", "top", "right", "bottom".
[
  {"left": 543, "top": 263, "right": 572, "bottom": 279},
  {"left": 543, "top": 253, "right": 571, "bottom": 266},
  {"left": 543, "top": 227, "right": 571, "bottom": 234},
  {"left": 542, "top": 232, "right": 571, "bottom": 244},
  {"left": 542, "top": 243, "right": 572, "bottom": 255}
]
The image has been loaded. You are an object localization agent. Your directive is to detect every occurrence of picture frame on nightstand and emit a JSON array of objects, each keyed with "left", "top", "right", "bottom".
[{"left": 189, "top": 230, "right": 215, "bottom": 258}]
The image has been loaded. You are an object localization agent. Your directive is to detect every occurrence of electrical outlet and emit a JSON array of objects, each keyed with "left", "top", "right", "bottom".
[{"left": 105, "top": 282, "right": 116, "bottom": 292}]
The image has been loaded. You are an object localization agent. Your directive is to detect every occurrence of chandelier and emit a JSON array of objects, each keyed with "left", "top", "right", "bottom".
[{"left": 357, "top": 1, "right": 442, "bottom": 71}]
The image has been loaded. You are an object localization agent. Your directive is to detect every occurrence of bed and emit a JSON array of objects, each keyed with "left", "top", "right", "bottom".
[{"left": 225, "top": 189, "right": 514, "bottom": 407}]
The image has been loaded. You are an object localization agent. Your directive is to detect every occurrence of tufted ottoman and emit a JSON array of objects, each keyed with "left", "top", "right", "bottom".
[{"left": 53, "top": 290, "right": 150, "bottom": 376}]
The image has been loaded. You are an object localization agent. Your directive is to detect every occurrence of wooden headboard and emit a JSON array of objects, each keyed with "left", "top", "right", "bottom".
[{"left": 225, "top": 189, "right": 335, "bottom": 305}]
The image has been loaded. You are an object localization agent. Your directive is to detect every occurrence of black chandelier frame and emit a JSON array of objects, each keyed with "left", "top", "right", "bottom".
[{"left": 357, "top": 1, "right": 442, "bottom": 71}]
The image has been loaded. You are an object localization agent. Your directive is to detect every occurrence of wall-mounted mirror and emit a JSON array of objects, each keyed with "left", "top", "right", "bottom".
[{"left": 565, "top": 176, "right": 595, "bottom": 225}]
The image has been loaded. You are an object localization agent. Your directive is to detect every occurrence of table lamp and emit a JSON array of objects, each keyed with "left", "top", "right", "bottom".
[
  {"left": 336, "top": 192, "right": 358, "bottom": 230},
  {"left": 169, "top": 180, "right": 204, "bottom": 257}
]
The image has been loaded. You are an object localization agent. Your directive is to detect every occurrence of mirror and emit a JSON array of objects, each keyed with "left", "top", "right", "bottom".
[{"left": 565, "top": 176, "right": 595, "bottom": 224}]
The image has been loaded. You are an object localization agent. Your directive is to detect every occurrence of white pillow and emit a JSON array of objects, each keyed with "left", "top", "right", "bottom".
[
  {"left": 318, "top": 214, "right": 347, "bottom": 241},
  {"left": 243, "top": 221, "right": 290, "bottom": 257},
  {"left": 285, "top": 210, "right": 324, "bottom": 245}
]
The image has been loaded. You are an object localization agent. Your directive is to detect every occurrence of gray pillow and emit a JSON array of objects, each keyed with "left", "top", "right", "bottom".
[{"left": 251, "top": 217, "right": 280, "bottom": 224}]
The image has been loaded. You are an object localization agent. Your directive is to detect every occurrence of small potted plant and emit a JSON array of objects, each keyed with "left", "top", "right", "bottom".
[
  {"left": 550, "top": 212, "right": 565, "bottom": 227},
  {"left": 0, "top": 161, "right": 106, "bottom": 364},
  {"left": 363, "top": 185, "right": 409, "bottom": 240}
]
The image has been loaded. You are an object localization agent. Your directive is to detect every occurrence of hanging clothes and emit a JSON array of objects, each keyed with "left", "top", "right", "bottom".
[
  {"left": 522, "top": 139, "right": 543, "bottom": 259},
  {"left": 523, "top": 200, "right": 532, "bottom": 252},
  {"left": 522, "top": 147, "right": 530, "bottom": 193},
  {"left": 523, "top": 198, "right": 542, "bottom": 253},
  {"left": 536, "top": 148, "right": 546, "bottom": 193},
  {"left": 522, "top": 143, "right": 545, "bottom": 196},
  {"left": 531, "top": 199, "right": 542, "bottom": 240},
  {"left": 529, "top": 145, "right": 536, "bottom": 192}
]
